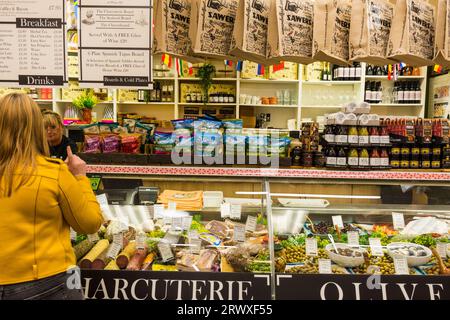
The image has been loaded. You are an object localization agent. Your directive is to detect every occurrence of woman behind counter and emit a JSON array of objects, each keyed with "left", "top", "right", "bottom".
[
  {"left": 42, "top": 110, "right": 77, "bottom": 160},
  {"left": 0, "top": 93, "right": 102, "bottom": 299}
]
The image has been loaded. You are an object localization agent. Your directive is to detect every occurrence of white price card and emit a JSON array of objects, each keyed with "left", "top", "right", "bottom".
[
  {"left": 168, "top": 201, "right": 177, "bottom": 211},
  {"left": 188, "top": 229, "right": 199, "bottom": 239},
  {"left": 394, "top": 256, "right": 409, "bottom": 275},
  {"left": 347, "top": 231, "right": 360, "bottom": 246},
  {"left": 436, "top": 242, "right": 448, "bottom": 258},
  {"left": 106, "top": 243, "right": 122, "bottom": 259},
  {"left": 231, "top": 204, "right": 242, "bottom": 220},
  {"left": 96, "top": 194, "right": 108, "bottom": 206},
  {"left": 332, "top": 215, "right": 344, "bottom": 229},
  {"left": 158, "top": 242, "right": 174, "bottom": 262},
  {"left": 87, "top": 233, "right": 100, "bottom": 243},
  {"left": 162, "top": 232, "right": 180, "bottom": 245},
  {"left": 153, "top": 204, "right": 165, "bottom": 219},
  {"left": 392, "top": 212, "right": 405, "bottom": 230},
  {"left": 70, "top": 228, "right": 77, "bottom": 241},
  {"left": 182, "top": 216, "right": 193, "bottom": 231},
  {"left": 369, "top": 238, "right": 384, "bottom": 256},
  {"left": 245, "top": 215, "right": 257, "bottom": 232},
  {"left": 136, "top": 232, "right": 147, "bottom": 250},
  {"left": 221, "top": 203, "right": 231, "bottom": 218},
  {"left": 306, "top": 237, "right": 318, "bottom": 256},
  {"left": 171, "top": 217, "right": 183, "bottom": 231},
  {"left": 189, "top": 238, "right": 202, "bottom": 254},
  {"left": 233, "top": 225, "right": 246, "bottom": 242},
  {"left": 318, "top": 259, "right": 332, "bottom": 274},
  {"left": 113, "top": 233, "right": 124, "bottom": 250}
]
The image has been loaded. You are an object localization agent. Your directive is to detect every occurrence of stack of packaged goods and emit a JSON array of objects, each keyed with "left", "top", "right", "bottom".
[
  {"left": 387, "top": 118, "right": 450, "bottom": 169},
  {"left": 299, "top": 122, "right": 323, "bottom": 167},
  {"left": 322, "top": 102, "right": 391, "bottom": 170},
  {"left": 193, "top": 117, "right": 223, "bottom": 158},
  {"left": 243, "top": 129, "right": 290, "bottom": 160},
  {"left": 153, "top": 129, "right": 175, "bottom": 155},
  {"left": 171, "top": 119, "right": 194, "bottom": 157},
  {"left": 223, "top": 119, "right": 245, "bottom": 158},
  {"left": 157, "top": 190, "right": 203, "bottom": 211}
]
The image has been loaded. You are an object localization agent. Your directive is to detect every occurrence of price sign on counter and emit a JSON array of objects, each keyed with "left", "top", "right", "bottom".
[
  {"left": 70, "top": 228, "right": 77, "bottom": 241},
  {"left": 220, "top": 203, "right": 231, "bottom": 218},
  {"left": 332, "top": 215, "right": 344, "bottom": 229},
  {"left": 369, "top": 238, "right": 384, "bottom": 256},
  {"left": 153, "top": 204, "right": 165, "bottom": 219},
  {"left": 136, "top": 232, "right": 147, "bottom": 250},
  {"left": 113, "top": 233, "right": 124, "bottom": 250},
  {"left": 189, "top": 238, "right": 202, "bottom": 254},
  {"left": 233, "top": 225, "right": 246, "bottom": 242},
  {"left": 394, "top": 256, "right": 409, "bottom": 275},
  {"left": 230, "top": 204, "right": 242, "bottom": 220},
  {"left": 158, "top": 242, "right": 174, "bottom": 262},
  {"left": 318, "top": 259, "right": 332, "bottom": 274},
  {"left": 306, "top": 237, "right": 318, "bottom": 256},
  {"left": 347, "top": 231, "right": 360, "bottom": 246},
  {"left": 168, "top": 201, "right": 177, "bottom": 211},
  {"left": 171, "top": 217, "right": 183, "bottom": 231},
  {"left": 182, "top": 216, "right": 193, "bottom": 231},
  {"left": 106, "top": 242, "right": 122, "bottom": 259},
  {"left": 188, "top": 229, "right": 199, "bottom": 239},
  {"left": 245, "top": 215, "right": 257, "bottom": 232},
  {"left": 437, "top": 242, "right": 448, "bottom": 258},
  {"left": 87, "top": 233, "right": 100, "bottom": 243},
  {"left": 392, "top": 212, "right": 405, "bottom": 230}
]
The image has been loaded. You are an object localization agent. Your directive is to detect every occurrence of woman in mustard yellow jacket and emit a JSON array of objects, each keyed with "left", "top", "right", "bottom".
[{"left": 0, "top": 93, "right": 103, "bottom": 299}]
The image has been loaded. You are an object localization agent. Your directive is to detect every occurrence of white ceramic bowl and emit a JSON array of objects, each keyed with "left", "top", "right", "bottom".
[
  {"left": 325, "top": 243, "right": 366, "bottom": 267},
  {"left": 387, "top": 242, "right": 432, "bottom": 267}
]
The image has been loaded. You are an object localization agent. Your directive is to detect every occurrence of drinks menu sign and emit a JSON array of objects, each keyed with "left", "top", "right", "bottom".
[
  {"left": 0, "top": 0, "right": 67, "bottom": 87},
  {"left": 78, "top": 0, "right": 153, "bottom": 88}
]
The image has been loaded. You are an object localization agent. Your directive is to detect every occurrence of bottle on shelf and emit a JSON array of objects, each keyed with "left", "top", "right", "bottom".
[
  {"left": 335, "top": 125, "right": 348, "bottom": 144},
  {"left": 370, "top": 149, "right": 380, "bottom": 168},
  {"left": 369, "top": 126, "right": 380, "bottom": 145},
  {"left": 414, "top": 81, "right": 421, "bottom": 104},
  {"left": 366, "top": 64, "right": 373, "bottom": 76},
  {"left": 364, "top": 81, "right": 372, "bottom": 103},
  {"left": 323, "top": 125, "right": 335, "bottom": 143},
  {"left": 355, "top": 62, "right": 361, "bottom": 80},
  {"left": 344, "top": 64, "right": 350, "bottom": 81},
  {"left": 349, "top": 63, "right": 356, "bottom": 81},
  {"left": 348, "top": 148, "right": 359, "bottom": 167},
  {"left": 321, "top": 63, "right": 328, "bottom": 81},
  {"left": 380, "top": 148, "right": 390, "bottom": 167},
  {"left": 337, "top": 147, "right": 347, "bottom": 166},
  {"left": 359, "top": 148, "right": 370, "bottom": 168},
  {"left": 397, "top": 82, "right": 404, "bottom": 104},
  {"left": 358, "top": 126, "right": 369, "bottom": 145},
  {"left": 348, "top": 125, "right": 359, "bottom": 144},
  {"left": 376, "top": 81, "right": 383, "bottom": 104},
  {"left": 326, "top": 147, "right": 337, "bottom": 167},
  {"left": 327, "top": 63, "right": 332, "bottom": 81}
]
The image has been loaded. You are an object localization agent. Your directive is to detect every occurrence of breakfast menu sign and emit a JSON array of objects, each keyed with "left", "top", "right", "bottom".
[
  {"left": 0, "top": 0, "right": 67, "bottom": 87},
  {"left": 78, "top": 0, "right": 153, "bottom": 88}
]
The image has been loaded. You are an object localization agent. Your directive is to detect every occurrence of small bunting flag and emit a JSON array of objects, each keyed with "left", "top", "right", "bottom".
[
  {"left": 387, "top": 64, "right": 392, "bottom": 80},
  {"left": 162, "top": 54, "right": 172, "bottom": 68},
  {"left": 272, "top": 61, "right": 285, "bottom": 73},
  {"left": 224, "top": 60, "right": 233, "bottom": 67},
  {"left": 434, "top": 64, "right": 443, "bottom": 73},
  {"left": 187, "top": 62, "right": 194, "bottom": 75},
  {"left": 176, "top": 58, "right": 183, "bottom": 77},
  {"left": 236, "top": 61, "right": 243, "bottom": 72},
  {"left": 257, "top": 64, "right": 265, "bottom": 76}
]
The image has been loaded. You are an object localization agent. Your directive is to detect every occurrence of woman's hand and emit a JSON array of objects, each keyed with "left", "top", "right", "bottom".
[{"left": 65, "top": 146, "right": 86, "bottom": 176}]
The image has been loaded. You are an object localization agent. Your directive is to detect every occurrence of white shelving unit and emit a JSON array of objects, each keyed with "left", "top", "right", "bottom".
[{"left": 32, "top": 60, "right": 428, "bottom": 130}]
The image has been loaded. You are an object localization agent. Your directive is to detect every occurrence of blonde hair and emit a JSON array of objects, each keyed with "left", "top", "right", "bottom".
[
  {"left": 0, "top": 93, "right": 49, "bottom": 197},
  {"left": 42, "top": 110, "right": 63, "bottom": 129}
]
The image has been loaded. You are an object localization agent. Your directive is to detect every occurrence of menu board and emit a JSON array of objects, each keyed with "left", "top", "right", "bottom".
[
  {"left": 0, "top": 0, "right": 67, "bottom": 87},
  {"left": 78, "top": 0, "right": 152, "bottom": 88}
]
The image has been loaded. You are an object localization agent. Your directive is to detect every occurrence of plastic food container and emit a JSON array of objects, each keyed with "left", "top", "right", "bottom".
[
  {"left": 387, "top": 242, "right": 432, "bottom": 267},
  {"left": 325, "top": 243, "right": 367, "bottom": 267},
  {"left": 203, "top": 191, "right": 224, "bottom": 208}
]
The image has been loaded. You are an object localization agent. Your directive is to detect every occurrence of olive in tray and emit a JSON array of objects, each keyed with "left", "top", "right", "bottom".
[
  {"left": 325, "top": 243, "right": 367, "bottom": 267},
  {"left": 387, "top": 242, "right": 432, "bottom": 266}
]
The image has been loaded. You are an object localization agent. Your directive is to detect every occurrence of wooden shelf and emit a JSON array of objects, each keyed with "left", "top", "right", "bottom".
[
  {"left": 179, "top": 77, "right": 237, "bottom": 81},
  {"left": 117, "top": 101, "right": 175, "bottom": 105},
  {"left": 302, "top": 81, "right": 361, "bottom": 85},
  {"left": 34, "top": 100, "right": 53, "bottom": 103},
  {"left": 241, "top": 104, "right": 298, "bottom": 108},
  {"left": 153, "top": 77, "right": 175, "bottom": 81},
  {"left": 365, "top": 75, "right": 425, "bottom": 80},
  {"left": 55, "top": 100, "right": 113, "bottom": 104},
  {"left": 239, "top": 79, "right": 298, "bottom": 84},
  {"left": 179, "top": 103, "right": 237, "bottom": 106},
  {"left": 302, "top": 105, "right": 343, "bottom": 108},
  {"left": 370, "top": 103, "right": 423, "bottom": 107}
]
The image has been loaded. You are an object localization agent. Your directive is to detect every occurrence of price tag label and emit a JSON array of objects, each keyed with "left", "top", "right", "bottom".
[
  {"left": 306, "top": 237, "right": 318, "bottom": 256},
  {"left": 231, "top": 204, "right": 242, "bottom": 220},
  {"left": 96, "top": 194, "right": 108, "bottom": 206},
  {"left": 113, "top": 233, "right": 124, "bottom": 250},
  {"left": 245, "top": 215, "right": 257, "bottom": 232},
  {"left": 437, "top": 242, "right": 448, "bottom": 258},
  {"left": 188, "top": 229, "right": 199, "bottom": 239},
  {"left": 182, "top": 216, "right": 193, "bottom": 231},
  {"left": 106, "top": 243, "right": 122, "bottom": 259},
  {"left": 70, "top": 228, "right": 77, "bottom": 241},
  {"left": 332, "top": 215, "right": 344, "bottom": 229},
  {"left": 233, "top": 225, "right": 246, "bottom": 242},
  {"left": 189, "top": 238, "right": 202, "bottom": 254},
  {"left": 158, "top": 242, "right": 174, "bottom": 262},
  {"left": 394, "top": 256, "right": 409, "bottom": 275},
  {"left": 171, "top": 217, "right": 183, "bottom": 231},
  {"left": 168, "top": 201, "right": 177, "bottom": 211},
  {"left": 162, "top": 232, "right": 180, "bottom": 245},
  {"left": 347, "top": 231, "right": 360, "bottom": 246},
  {"left": 153, "top": 204, "right": 165, "bottom": 219},
  {"left": 96, "top": 194, "right": 114, "bottom": 220},
  {"left": 220, "top": 203, "right": 231, "bottom": 218},
  {"left": 87, "top": 233, "right": 100, "bottom": 243},
  {"left": 136, "top": 232, "right": 147, "bottom": 250},
  {"left": 318, "top": 259, "right": 332, "bottom": 274},
  {"left": 369, "top": 238, "right": 384, "bottom": 256},
  {"left": 392, "top": 212, "right": 405, "bottom": 230}
]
